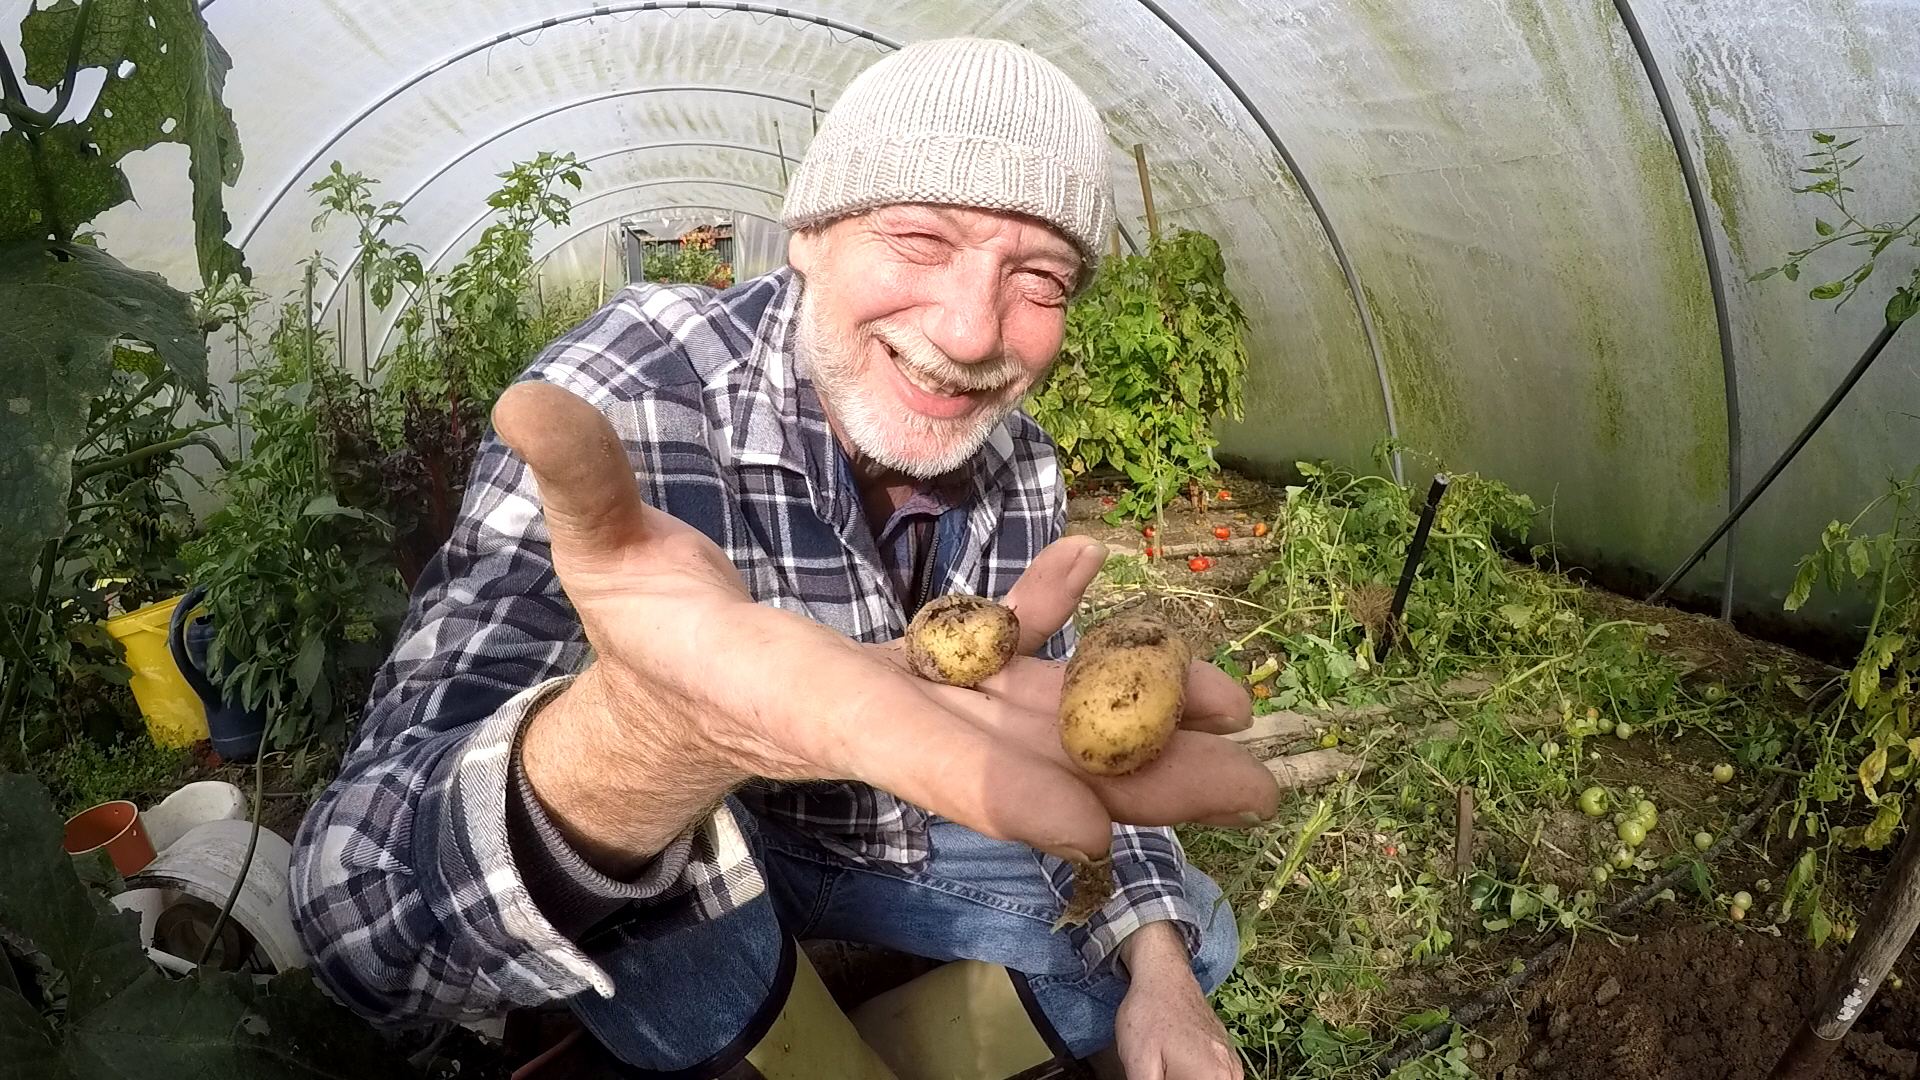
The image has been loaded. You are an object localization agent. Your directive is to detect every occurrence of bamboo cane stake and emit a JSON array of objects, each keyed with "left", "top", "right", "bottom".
[{"left": 1769, "top": 802, "right": 1920, "bottom": 1079}]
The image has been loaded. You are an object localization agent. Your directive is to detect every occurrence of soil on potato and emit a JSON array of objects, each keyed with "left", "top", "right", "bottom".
[{"left": 1486, "top": 921, "right": 1919, "bottom": 1080}]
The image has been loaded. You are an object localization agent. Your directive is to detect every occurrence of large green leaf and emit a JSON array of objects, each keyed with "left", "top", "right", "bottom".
[
  {"left": 0, "top": 124, "right": 132, "bottom": 241},
  {"left": 0, "top": 241, "right": 206, "bottom": 596},
  {"left": 63, "top": 969, "right": 401, "bottom": 1080},
  {"left": 14, "top": 0, "right": 246, "bottom": 282},
  {"left": 0, "top": 983, "right": 68, "bottom": 1080},
  {"left": 0, "top": 774, "right": 401, "bottom": 1080},
  {"left": 0, "top": 775, "right": 151, "bottom": 1021}
]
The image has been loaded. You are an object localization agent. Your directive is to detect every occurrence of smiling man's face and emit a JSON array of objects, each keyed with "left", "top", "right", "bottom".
[{"left": 790, "top": 203, "right": 1084, "bottom": 479}]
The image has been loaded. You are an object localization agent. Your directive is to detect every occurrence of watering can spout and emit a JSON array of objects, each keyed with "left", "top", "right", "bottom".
[{"left": 168, "top": 586, "right": 267, "bottom": 760}]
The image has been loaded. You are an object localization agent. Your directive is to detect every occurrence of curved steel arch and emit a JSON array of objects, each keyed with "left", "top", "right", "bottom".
[
  {"left": 1609, "top": 0, "right": 1744, "bottom": 619},
  {"left": 373, "top": 187, "right": 783, "bottom": 360},
  {"left": 232, "top": 2, "right": 901, "bottom": 249},
  {"left": 531, "top": 204, "right": 787, "bottom": 273},
  {"left": 371, "top": 178, "right": 783, "bottom": 357},
  {"left": 1128, "top": 0, "right": 1402, "bottom": 480},
  {"left": 428, "top": 176, "right": 787, "bottom": 274},
  {"left": 321, "top": 126, "right": 798, "bottom": 311}
]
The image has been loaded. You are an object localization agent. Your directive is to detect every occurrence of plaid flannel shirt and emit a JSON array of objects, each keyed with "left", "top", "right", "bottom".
[{"left": 289, "top": 268, "right": 1199, "bottom": 1025}]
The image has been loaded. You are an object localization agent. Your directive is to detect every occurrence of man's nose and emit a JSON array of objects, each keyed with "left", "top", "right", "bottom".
[{"left": 921, "top": 258, "right": 1005, "bottom": 366}]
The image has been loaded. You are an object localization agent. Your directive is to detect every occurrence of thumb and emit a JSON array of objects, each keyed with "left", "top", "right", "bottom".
[
  {"left": 1001, "top": 536, "right": 1108, "bottom": 654},
  {"left": 492, "top": 381, "right": 648, "bottom": 577}
]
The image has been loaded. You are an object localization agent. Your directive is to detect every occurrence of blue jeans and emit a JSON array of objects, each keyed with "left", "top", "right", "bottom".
[{"left": 571, "top": 814, "right": 1239, "bottom": 1071}]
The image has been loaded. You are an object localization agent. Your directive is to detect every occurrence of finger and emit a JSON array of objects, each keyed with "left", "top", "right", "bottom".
[
  {"left": 771, "top": 631, "right": 1117, "bottom": 859},
  {"left": 492, "top": 382, "right": 651, "bottom": 577},
  {"left": 977, "top": 656, "right": 1251, "bottom": 735},
  {"left": 918, "top": 683, "right": 1281, "bottom": 827},
  {"left": 1179, "top": 660, "right": 1252, "bottom": 734},
  {"left": 1085, "top": 731, "right": 1280, "bottom": 826},
  {"left": 1000, "top": 536, "right": 1108, "bottom": 654}
]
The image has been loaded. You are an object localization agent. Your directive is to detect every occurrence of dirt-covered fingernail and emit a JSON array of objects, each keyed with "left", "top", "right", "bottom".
[{"left": 1040, "top": 844, "right": 1094, "bottom": 863}]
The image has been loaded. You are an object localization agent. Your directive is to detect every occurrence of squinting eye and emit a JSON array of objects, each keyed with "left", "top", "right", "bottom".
[{"left": 1023, "top": 271, "right": 1068, "bottom": 303}]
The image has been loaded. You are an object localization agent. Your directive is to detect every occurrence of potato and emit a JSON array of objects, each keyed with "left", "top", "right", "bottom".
[
  {"left": 904, "top": 594, "right": 1020, "bottom": 688},
  {"left": 1059, "top": 613, "right": 1191, "bottom": 777}
]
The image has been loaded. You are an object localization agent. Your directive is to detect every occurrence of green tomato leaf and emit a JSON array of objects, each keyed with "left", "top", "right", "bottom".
[
  {"left": 1784, "top": 555, "right": 1819, "bottom": 612},
  {"left": 1809, "top": 281, "right": 1847, "bottom": 300},
  {"left": 1848, "top": 537, "right": 1873, "bottom": 579},
  {"left": 0, "top": 241, "right": 207, "bottom": 598},
  {"left": 1887, "top": 288, "right": 1919, "bottom": 326},
  {"left": 1809, "top": 906, "right": 1833, "bottom": 949},
  {"left": 1814, "top": 218, "right": 1835, "bottom": 236}
]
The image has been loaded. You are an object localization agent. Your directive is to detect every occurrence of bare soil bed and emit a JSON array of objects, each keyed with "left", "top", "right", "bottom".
[{"left": 1486, "top": 921, "right": 1918, "bottom": 1080}]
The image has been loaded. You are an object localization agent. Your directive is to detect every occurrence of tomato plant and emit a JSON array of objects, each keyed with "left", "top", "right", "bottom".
[{"left": 1026, "top": 230, "right": 1249, "bottom": 523}]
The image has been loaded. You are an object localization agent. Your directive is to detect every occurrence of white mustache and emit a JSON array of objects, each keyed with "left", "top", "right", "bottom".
[{"left": 868, "top": 320, "right": 1019, "bottom": 393}]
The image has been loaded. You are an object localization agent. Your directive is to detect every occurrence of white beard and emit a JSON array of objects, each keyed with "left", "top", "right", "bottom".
[{"left": 795, "top": 281, "right": 1024, "bottom": 480}]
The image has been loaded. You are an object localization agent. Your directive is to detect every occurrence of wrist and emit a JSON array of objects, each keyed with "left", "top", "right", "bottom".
[
  {"left": 521, "top": 662, "right": 745, "bottom": 876},
  {"left": 1117, "top": 920, "right": 1195, "bottom": 985}
]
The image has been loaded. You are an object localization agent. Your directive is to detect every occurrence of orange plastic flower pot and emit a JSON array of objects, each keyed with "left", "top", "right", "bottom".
[{"left": 63, "top": 800, "right": 157, "bottom": 876}]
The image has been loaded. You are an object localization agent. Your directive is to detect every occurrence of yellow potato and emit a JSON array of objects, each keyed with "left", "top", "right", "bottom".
[
  {"left": 904, "top": 594, "right": 1020, "bottom": 688},
  {"left": 1059, "top": 613, "right": 1191, "bottom": 776}
]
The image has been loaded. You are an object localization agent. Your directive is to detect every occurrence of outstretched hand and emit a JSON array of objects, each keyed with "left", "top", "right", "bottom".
[{"left": 496, "top": 382, "right": 1280, "bottom": 871}]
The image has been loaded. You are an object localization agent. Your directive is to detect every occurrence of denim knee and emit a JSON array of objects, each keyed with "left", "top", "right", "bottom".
[{"left": 1183, "top": 867, "right": 1241, "bottom": 993}]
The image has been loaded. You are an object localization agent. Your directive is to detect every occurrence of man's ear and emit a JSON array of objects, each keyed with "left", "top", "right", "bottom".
[{"left": 788, "top": 227, "right": 821, "bottom": 276}]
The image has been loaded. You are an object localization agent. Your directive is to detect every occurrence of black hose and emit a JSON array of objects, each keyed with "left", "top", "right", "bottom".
[
  {"left": 196, "top": 751, "right": 264, "bottom": 970},
  {"left": 1609, "top": 0, "right": 1746, "bottom": 621},
  {"left": 1378, "top": 475, "right": 1449, "bottom": 661},
  {"left": 1647, "top": 319, "right": 1905, "bottom": 606}
]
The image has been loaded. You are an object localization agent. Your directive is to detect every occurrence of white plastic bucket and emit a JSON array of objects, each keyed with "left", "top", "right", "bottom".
[
  {"left": 126, "top": 818, "right": 305, "bottom": 972},
  {"left": 141, "top": 781, "right": 249, "bottom": 854}
]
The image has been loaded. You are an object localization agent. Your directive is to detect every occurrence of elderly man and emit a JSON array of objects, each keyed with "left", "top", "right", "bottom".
[{"left": 292, "top": 38, "right": 1279, "bottom": 1080}]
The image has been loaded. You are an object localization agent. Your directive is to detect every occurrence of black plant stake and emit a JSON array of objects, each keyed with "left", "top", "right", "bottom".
[{"left": 1377, "top": 474, "right": 1450, "bottom": 662}]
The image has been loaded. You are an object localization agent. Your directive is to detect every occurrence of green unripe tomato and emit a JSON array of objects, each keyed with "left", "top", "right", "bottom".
[
  {"left": 1541, "top": 740, "right": 1561, "bottom": 760},
  {"left": 1591, "top": 865, "right": 1610, "bottom": 885},
  {"left": 1704, "top": 684, "right": 1726, "bottom": 703},
  {"left": 1693, "top": 831, "right": 1714, "bottom": 851},
  {"left": 1731, "top": 891, "right": 1754, "bottom": 911},
  {"left": 1611, "top": 847, "right": 1635, "bottom": 869},
  {"left": 1632, "top": 800, "right": 1659, "bottom": 828},
  {"left": 1595, "top": 718, "right": 1616, "bottom": 736},
  {"left": 1614, "top": 722, "right": 1634, "bottom": 740},
  {"left": 1578, "top": 787, "right": 1608, "bottom": 816},
  {"left": 1712, "top": 763, "right": 1735, "bottom": 784},
  {"left": 1618, "top": 819, "right": 1648, "bottom": 848}
]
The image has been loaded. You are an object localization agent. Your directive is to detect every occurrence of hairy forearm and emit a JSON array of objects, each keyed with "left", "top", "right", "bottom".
[
  {"left": 1118, "top": 920, "right": 1195, "bottom": 983},
  {"left": 520, "top": 661, "right": 747, "bottom": 877}
]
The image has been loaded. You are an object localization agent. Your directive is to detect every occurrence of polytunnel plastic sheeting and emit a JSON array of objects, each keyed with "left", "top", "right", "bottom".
[{"left": 5, "top": 0, "right": 1917, "bottom": 632}]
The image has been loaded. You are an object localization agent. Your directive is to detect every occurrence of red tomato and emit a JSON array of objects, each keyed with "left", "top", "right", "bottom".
[
  {"left": 1217, "top": 489, "right": 1232, "bottom": 500},
  {"left": 1143, "top": 547, "right": 1157, "bottom": 557},
  {"left": 1212, "top": 526, "right": 1232, "bottom": 540},
  {"left": 1142, "top": 525, "right": 1156, "bottom": 538},
  {"left": 1188, "top": 556, "right": 1212, "bottom": 572}
]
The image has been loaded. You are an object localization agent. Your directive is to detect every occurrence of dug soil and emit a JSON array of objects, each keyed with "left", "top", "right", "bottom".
[{"left": 1484, "top": 921, "right": 1919, "bottom": 1080}]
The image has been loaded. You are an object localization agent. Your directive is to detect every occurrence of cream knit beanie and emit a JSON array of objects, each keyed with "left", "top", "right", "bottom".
[{"left": 781, "top": 38, "right": 1114, "bottom": 262}]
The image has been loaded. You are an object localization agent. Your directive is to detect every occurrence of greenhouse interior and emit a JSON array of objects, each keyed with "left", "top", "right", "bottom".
[{"left": 2, "top": 1, "right": 1918, "bottom": 1078}]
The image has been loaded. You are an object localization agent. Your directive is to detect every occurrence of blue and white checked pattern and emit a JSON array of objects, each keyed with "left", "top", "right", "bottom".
[{"left": 288, "top": 268, "right": 1196, "bottom": 1025}]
